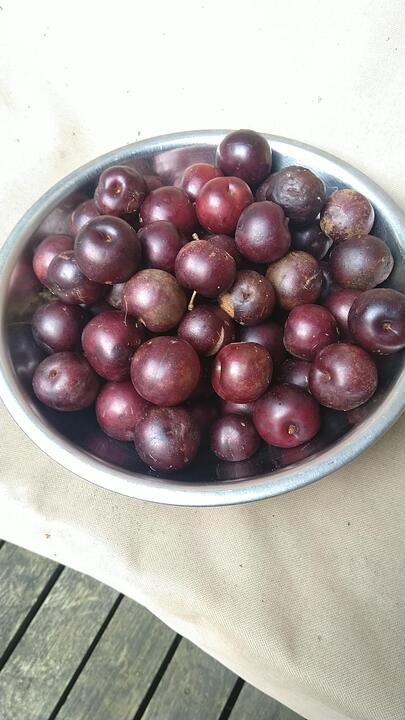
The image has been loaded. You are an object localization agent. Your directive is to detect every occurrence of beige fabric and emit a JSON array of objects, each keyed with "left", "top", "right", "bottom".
[{"left": 1, "top": 2, "right": 405, "bottom": 719}]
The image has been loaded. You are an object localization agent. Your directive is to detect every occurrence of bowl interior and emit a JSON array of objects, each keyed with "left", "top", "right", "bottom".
[{"left": 1, "top": 132, "right": 404, "bottom": 504}]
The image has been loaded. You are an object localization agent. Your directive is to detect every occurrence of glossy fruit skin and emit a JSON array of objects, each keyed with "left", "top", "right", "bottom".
[
  {"left": 94, "top": 165, "right": 146, "bottom": 216},
  {"left": 196, "top": 176, "right": 253, "bottom": 235},
  {"left": 329, "top": 235, "right": 393, "bottom": 290},
  {"left": 123, "top": 269, "right": 187, "bottom": 332},
  {"left": 348, "top": 288, "right": 405, "bottom": 354},
  {"left": 320, "top": 189, "right": 374, "bottom": 242},
  {"left": 139, "top": 186, "right": 197, "bottom": 234},
  {"left": 96, "top": 381, "right": 149, "bottom": 441},
  {"left": 70, "top": 199, "right": 100, "bottom": 236},
  {"left": 82, "top": 310, "right": 143, "bottom": 381},
  {"left": 219, "top": 270, "right": 275, "bottom": 326},
  {"left": 256, "top": 166, "right": 325, "bottom": 224},
  {"left": 180, "top": 163, "right": 223, "bottom": 201},
  {"left": 309, "top": 343, "right": 378, "bottom": 410},
  {"left": 235, "top": 201, "right": 291, "bottom": 263},
  {"left": 32, "top": 352, "right": 99, "bottom": 411},
  {"left": 239, "top": 321, "right": 286, "bottom": 364},
  {"left": 324, "top": 288, "right": 363, "bottom": 339},
  {"left": 106, "top": 282, "right": 125, "bottom": 310},
  {"left": 188, "top": 399, "right": 219, "bottom": 434},
  {"left": 32, "top": 301, "right": 85, "bottom": 353},
  {"left": 134, "top": 406, "right": 200, "bottom": 472},
  {"left": 131, "top": 336, "right": 200, "bottom": 406},
  {"left": 175, "top": 239, "right": 236, "bottom": 298},
  {"left": 47, "top": 250, "right": 103, "bottom": 305},
  {"left": 75, "top": 215, "right": 141, "bottom": 284},
  {"left": 206, "top": 234, "right": 242, "bottom": 266},
  {"left": 217, "top": 130, "right": 272, "bottom": 187},
  {"left": 212, "top": 342, "right": 272, "bottom": 403},
  {"left": 219, "top": 399, "right": 255, "bottom": 415},
  {"left": 33, "top": 234, "right": 73, "bottom": 286},
  {"left": 178, "top": 306, "right": 235, "bottom": 356},
  {"left": 210, "top": 414, "right": 260, "bottom": 461},
  {"left": 283, "top": 304, "right": 339, "bottom": 361},
  {"left": 278, "top": 358, "right": 311, "bottom": 391},
  {"left": 138, "top": 220, "right": 186, "bottom": 273},
  {"left": 290, "top": 221, "right": 332, "bottom": 260},
  {"left": 253, "top": 384, "right": 320, "bottom": 448},
  {"left": 266, "top": 251, "right": 322, "bottom": 310}
]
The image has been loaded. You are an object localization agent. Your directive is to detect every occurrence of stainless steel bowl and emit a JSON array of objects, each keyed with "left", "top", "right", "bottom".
[{"left": 1, "top": 130, "right": 404, "bottom": 506}]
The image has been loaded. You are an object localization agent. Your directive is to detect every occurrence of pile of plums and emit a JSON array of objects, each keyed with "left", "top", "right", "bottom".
[{"left": 29, "top": 129, "right": 405, "bottom": 472}]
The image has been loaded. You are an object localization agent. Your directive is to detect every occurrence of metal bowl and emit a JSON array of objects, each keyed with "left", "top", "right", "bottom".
[{"left": 1, "top": 131, "right": 404, "bottom": 506}]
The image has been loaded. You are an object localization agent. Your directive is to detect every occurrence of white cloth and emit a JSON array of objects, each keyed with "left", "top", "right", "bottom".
[{"left": 1, "top": 2, "right": 404, "bottom": 719}]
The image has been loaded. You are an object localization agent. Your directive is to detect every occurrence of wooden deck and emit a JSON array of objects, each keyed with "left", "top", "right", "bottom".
[{"left": 0, "top": 541, "right": 305, "bottom": 720}]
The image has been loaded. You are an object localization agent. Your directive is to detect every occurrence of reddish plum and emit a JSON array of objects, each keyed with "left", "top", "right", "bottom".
[
  {"left": 75, "top": 215, "right": 141, "bottom": 284},
  {"left": 94, "top": 165, "right": 146, "bottom": 216},
  {"left": 266, "top": 251, "right": 322, "bottom": 310},
  {"left": 33, "top": 234, "right": 73, "bottom": 286},
  {"left": 235, "top": 201, "right": 291, "bottom": 263},
  {"left": 217, "top": 129, "right": 272, "bottom": 187},
  {"left": 138, "top": 221, "right": 186, "bottom": 273},
  {"left": 134, "top": 406, "right": 200, "bottom": 472},
  {"left": 96, "top": 381, "right": 150, "bottom": 441},
  {"left": 131, "top": 337, "right": 200, "bottom": 406},
  {"left": 253, "top": 384, "right": 320, "bottom": 448},
  {"left": 33, "top": 352, "right": 99, "bottom": 411},
  {"left": 47, "top": 250, "right": 102, "bottom": 305},
  {"left": 309, "top": 343, "right": 378, "bottom": 410},
  {"left": 210, "top": 414, "right": 260, "bottom": 461},
  {"left": 256, "top": 166, "right": 325, "bottom": 224},
  {"left": 139, "top": 186, "right": 197, "bottom": 234},
  {"left": 206, "top": 234, "right": 242, "bottom": 266},
  {"left": 320, "top": 188, "right": 374, "bottom": 242},
  {"left": 290, "top": 221, "right": 332, "bottom": 259},
  {"left": 123, "top": 269, "right": 187, "bottom": 332},
  {"left": 196, "top": 176, "right": 253, "bottom": 234},
  {"left": 180, "top": 163, "right": 223, "bottom": 201},
  {"left": 70, "top": 200, "right": 100, "bottom": 236},
  {"left": 283, "top": 304, "right": 338, "bottom": 360},
  {"left": 178, "top": 306, "right": 235, "bottom": 356},
  {"left": 175, "top": 240, "right": 236, "bottom": 298},
  {"left": 212, "top": 342, "right": 272, "bottom": 403},
  {"left": 32, "top": 301, "right": 85, "bottom": 353},
  {"left": 329, "top": 235, "right": 393, "bottom": 290},
  {"left": 219, "top": 270, "right": 275, "bottom": 326},
  {"left": 82, "top": 311, "right": 143, "bottom": 381},
  {"left": 348, "top": 288, "right": 405, "bottom": 354},
  {"left": 278, "top": 358, "right": 311, "bottom": 391},
  {"left": 324, "top": 288, "right": 363, "bottom": 339}
]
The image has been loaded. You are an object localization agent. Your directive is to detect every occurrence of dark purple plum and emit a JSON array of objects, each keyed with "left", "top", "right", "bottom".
[
  {"left": 283, "top": 304, "right": 338, "bottom": 360},
  {"left": 47, "top": 250, "right": 103, "bottom": 305},
  {"left": 319, "top": 260, "right": 335, "bottom": 302},
  {"left": 134, "top": 406, "right": 201, "bottom": 471},
  {"left": 139, "top": 186, "right": 197, "bottom": 234},
  {"left": 206, "top": 234, "right": 242, "bottom": 266},
  {"left": 324, "top": 288, "right": 363, "bottom": 339},
  {"left": 239, "top": 321, "right": 286, "bottom": 364},
  {"left": 123, "top": 269, "right": 187, "bottom": 332},
  {"left": 235, "top": 201, "right": 291, "bottom": 263},
  {"left": 175, "top": 239, "right": 236, "bottom": 298},
  {"left": 75, "top": 215, "right": 141, "bottom": 284},
  {"left": 178, "top": 306, "right": 235, "bottom": 356},
  {"left": 329, "top": 235, "right": 393, "bottom": 289},
  {"left": 138, "top": 221, "right": 186, "bottom": 273},
  {"left": 320, "top": 188, "right": 374, "bottom": 242},
  {"left": 212, "top": 342, "right": 272, "bottom": 403},
  {"left": 82, "top": 311, "right": 143, "bottom": 381},
  {"left": 188, "top": 399, "right": 219, "bottom": 434},
  {"left": 70, "top": 200, "right": 100, "bottom": 236},
  {"left": 266, "top": 251, "right": 322, "bottom": 310},
  {"left": 94, "top": 165, "right": 146, "bottom": 216},
  {"left": 196, "top": 176, "right": 253, "bottom": 234},
  {"left": 32, "top": 352, "right": 99, "bottom": 411},
  {"left": 309, "top": 343, "right": 378, "bottom": 410},
  {"left": 32, "top": 301, "right": 85, "bottom": 353},
  {"left": 256, "top": 166, "right": 325, "bottom": 224},
  {"left": 131, "top": 336, "right": 200, "bottom": 406},
  {"left": 33, "top": 234, "right": 73, "bottom": 286},
  {"left": 105, "top": 282, "right": 125, "bottom": 310},
  {"left": 290, "top": 221, "right": 332, "bottom": 259},
  {"left": 189, "top": 357, "right": 215, "bottom": 400},
  {"left": 210, "top": 414, "right": 260, "bottom": 461},
  {"left": 180, "top": 163, "right": 223, "bottom": 201},
  {"left": 219, "top": 399, "right": 255, "bottom": 415},
  {"left": 219, "top": 270, "right": 275, "bottom": 326},
  {"left": 278, "top": 358, "right": 311, "bottom": 391},
  {"left": 96, "top": 380, "right": 150, "bottom": 441},
  {"left": 253, "top": 384, "right": 320, "bottom": 448},
  {"left": 216, "top": 129, "right": 272, "bottom": 187},
  {"left": 348, "top": 288, "right": 405, "bottom": 354}
]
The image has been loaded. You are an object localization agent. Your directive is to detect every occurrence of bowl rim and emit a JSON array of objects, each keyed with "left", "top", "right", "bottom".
[{"left": 1, "top": 130, "right": 404, "bottom": 506}]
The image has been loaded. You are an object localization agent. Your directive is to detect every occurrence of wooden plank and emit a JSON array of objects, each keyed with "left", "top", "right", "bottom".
[
  {"left": 0, "top": 567, "right": 119, "bottom": 720},
  {"left": 0, "top": 543, "right": 60, "bottom": 660},
  {"left": 141, "top": 638, "right": 237, "bottom": 720},
  {"left": 228, "top": 683, "right": 305, "bottom": 720},
  {"left": 55, "top": 596, "right": 177, "bottom": 720}
]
